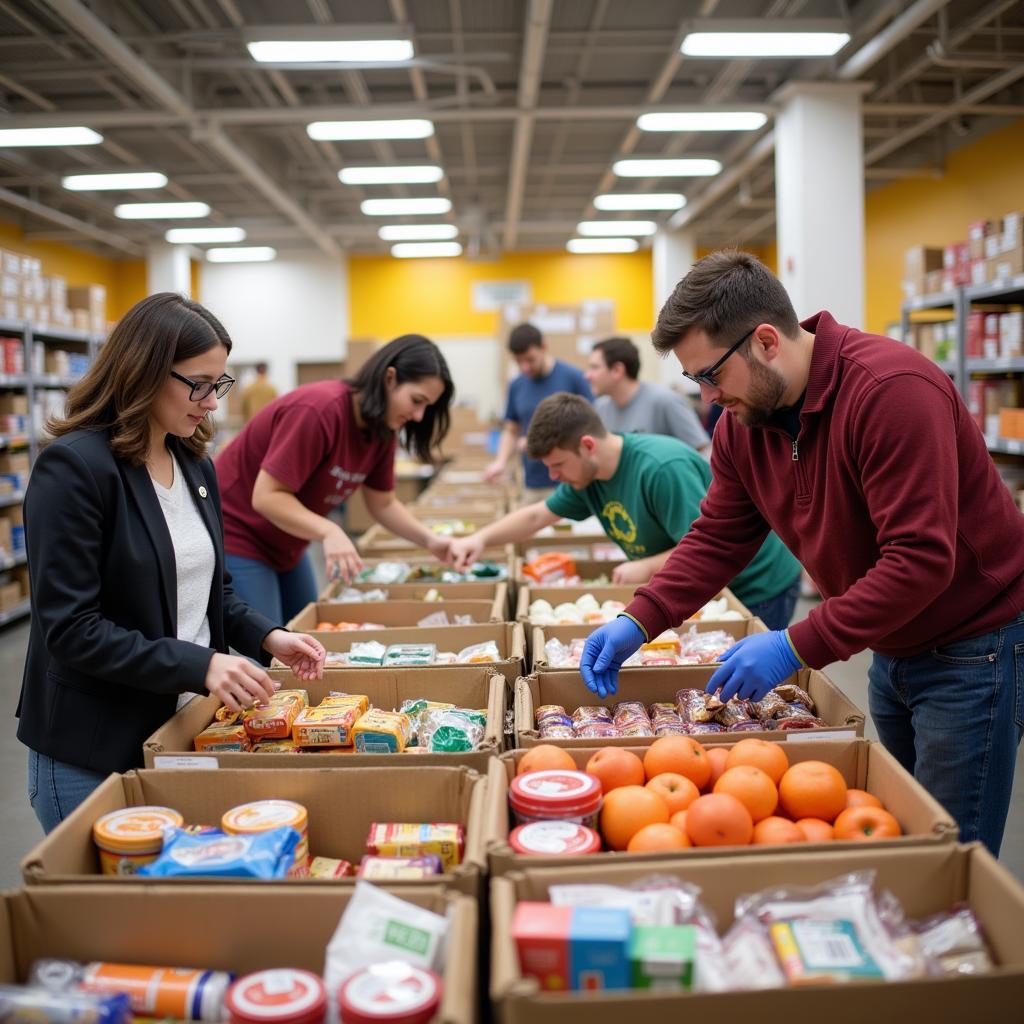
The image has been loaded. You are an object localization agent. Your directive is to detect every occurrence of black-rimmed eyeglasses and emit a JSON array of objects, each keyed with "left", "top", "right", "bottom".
[
  {"left": 680, "top": 327, "right": 756, "bottom": 389},
  {"left": 170, "top": 370, "right": 236, "bottom": 401}
]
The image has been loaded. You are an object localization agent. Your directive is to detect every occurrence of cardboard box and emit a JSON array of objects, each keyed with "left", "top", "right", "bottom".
[
  {"left": 513, "top": 666, "right": 865, "bottom": 749},
  {"left": 487, "top": 738, "right": 956, "bottom": 876},
  {"left": 347, "top": 556, "right": 512, "bottom": 592},
  {"left": 319, "top": 580, "right": 509, "bottom": 611},
  {"left": 516, "top": 585, "right": 751, "bottom": 622},
  {"left": 66, "top": 284, "right": 106, "bottom": 334},
  {"left": 289, "top": 597, "right": 507, "bottom": 630},
  {"left": 22, "top": 765, "right": 492, "bottom": 893},
  {"left": 0, "top": 249, "right": 23, "bottom": 277},
  {"left": 0, "top": 885, "right": 476, "bottom": 1024},
  {"left": 0, "top": 580, "right": 22, "bottom": 610},
  {"left": 989, "top": 242, "right": 1024, "bottom": 283},
  {"left": 144, "top": 666, "right": 507, "bottom": 772},
  {"left": 0, "top": 394, "right": 28, "bottom": 416},
  {"left": 412, "top": 497, "right": 509, "bottom": 517},
  {"left": 490, "top": 842, "right": 1024, "bottom": 1023},
  {"left": 902, "top": 245, "right": 944, "bottom": 297}
]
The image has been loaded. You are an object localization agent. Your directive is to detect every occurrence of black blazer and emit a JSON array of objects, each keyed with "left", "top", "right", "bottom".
[{"left": 17, "top": 428, "right": 278, "bottom": 773}]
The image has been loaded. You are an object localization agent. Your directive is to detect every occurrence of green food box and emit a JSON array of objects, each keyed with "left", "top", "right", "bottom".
[{"left": 629, "top": 925, "right": 696, "bottom": 989}]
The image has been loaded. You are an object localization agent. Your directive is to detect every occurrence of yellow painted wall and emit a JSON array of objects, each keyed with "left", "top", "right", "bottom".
[
  {"left": 349, "top": 249, "right": 654, "bottom": 339},
  {"left": 865, "top": 118, "right": 1024, "bottom": 334}
]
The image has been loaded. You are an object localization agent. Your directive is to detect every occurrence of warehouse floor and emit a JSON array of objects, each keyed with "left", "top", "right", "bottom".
[{"left": 2, "top": 598, "right": 1023, "bottom": 886}]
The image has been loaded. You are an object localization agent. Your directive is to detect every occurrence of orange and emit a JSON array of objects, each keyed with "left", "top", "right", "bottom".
[
  {"left": 725, "top": 738, "right": 789, "bottom": 785},
  {"left": 600, "top": 785, "right": 670, "bottom": 851},
  {"left": 669, "top": 809, "right": 688, "bottom": 834},
  {"left": 833, "top": 806, "right": 902, "bottom": 841},
  {"left": 585, "top": 747, "right": 645, "bottom": 794},
  {"left": 517, "top": 744, "right": 577, "bottom": 776},
  {"left": 713, "top": 765, "right": 778, "bottom": 823},
  {"left": 626, "top": 823, "right": 691, "bottom": 852},
  {"left": 685, "top": 793, "right": 754, "bottom": 847},
  {"left": 753, "top": 816, "right": 805, "bottom": 845},
  {"left": 778, "top": 761, "right": 848, "bottom": 823},
  {"left": 795, "top": 817, "right": 835, "bottom": 842},
  {"left": 705, "top": 746, "right": 731, "bottom": 790},
  {"left": 645, "top": 773, "right": 700, "bottom": 816},
  {"left": 643, "top": 735, "right": 711, "bottom": 790},
  {"left": 844, "top": 788, "right": 884, "bottom": 810}
]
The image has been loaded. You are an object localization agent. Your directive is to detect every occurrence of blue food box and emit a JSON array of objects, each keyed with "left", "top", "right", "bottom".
[{"left": 569, "top": 906, "right": 632, "bottom": 991}]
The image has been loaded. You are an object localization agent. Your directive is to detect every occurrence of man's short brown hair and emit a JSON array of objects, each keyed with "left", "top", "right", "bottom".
[
  {"left": 651, "top": 249, "right": 800, "bottom": 355},
  {"left": 508, "top": 322, "right": 543, "bottom": 354},
  {"left": 526, "top": 392, "right": 607, "bottom": 459},
  {"left": 592, "top": 337, "right": 640, "bottom": 380}
]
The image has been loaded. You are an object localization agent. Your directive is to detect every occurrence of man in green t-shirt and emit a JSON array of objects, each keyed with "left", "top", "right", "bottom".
[{"left": 450, "top": 393, "right": 802, "bottom": 629}]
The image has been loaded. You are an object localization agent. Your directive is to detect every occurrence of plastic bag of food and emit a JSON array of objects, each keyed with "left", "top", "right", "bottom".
[
  {"left": 542, "top": 638, "right": 576, "bottom": 669},
  {"left": 138, "top": 827, "right": 299, "bottom": 879},
  {"left": 416, "top": 610, "right": 451, "bottom": 628},
  {"left": 715, "top": 699, "right": 756, "bottom": 728},
  {"left": 418, "top": 708, "right": 486, "bottom": 753},
  {"left": 456, "top": 641, "right": 500, "bottom": 664},
  {"left": 913, "top": 907, "right": 995, "bottom": 976},
  {"left": 775, "top": 703, "right": 827, "bottom": 730},
  {"left": 383, "top": 643, "right": 437, "bottom": 667},
  {"left": 676, "top": 688, "right": 714, "bottom": 723},
  {"left": 771, "top": 683, "right": 815, "bottom": 710},
  {"left": 359, "top": 562, "right": 410, "bottom": 585},
  {"left": 346, "top": 641, "right": 387, "bottom": 666},
  {"left": 528, "top": 599, "right": 556, "bottom": 626},
  {"left": 523, "top": 552, "right": 577, "bottom": 584},
  {"left": 677, "top": 625, "right": 736, "bottom": 664},
  {"left": 0, "top": 984, "right": 131, "bottom": 1024}
]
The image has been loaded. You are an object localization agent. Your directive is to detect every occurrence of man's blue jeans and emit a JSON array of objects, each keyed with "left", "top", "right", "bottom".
[
  {"left": 868, "top": 612, "right": 1024, "bottom": 855},
  {"left": 225, "top": 551, "right": 317, "bottom": 625}
]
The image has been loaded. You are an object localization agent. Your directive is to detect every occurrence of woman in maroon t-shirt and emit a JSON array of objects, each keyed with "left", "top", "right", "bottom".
[{"left": 216, "top": 335, "right": 454, "bottom": 621}]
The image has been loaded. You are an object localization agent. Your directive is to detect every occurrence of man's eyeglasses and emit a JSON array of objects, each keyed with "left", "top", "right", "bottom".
[
  {"left": 170, "top": 370, "right": 236, "bottom": 401},
  {"left": 680, "top": 327, "right": 756, "bottom": 388}
]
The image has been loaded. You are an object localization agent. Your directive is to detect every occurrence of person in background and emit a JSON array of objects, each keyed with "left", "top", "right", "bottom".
[
  {"left": 216, "top": 335, "right": 455, "bottom": 623},
  {"left": 586, "top": 336, "right": 710, "bottom": 456},
  {"left": 484, "top": 323, "right": 593, "bottom": 503},
  {"left": 18, "top": 293, "right": 325, "bottom": 833},
  {"left": 240, "top": 361, "right": 278, "bottom": 423},
  {"left": 580, "top": 250, "right": 1024, "bottom": 855},
  {"left": 453, "top": 393, "right": 800, "bottom": 623}
]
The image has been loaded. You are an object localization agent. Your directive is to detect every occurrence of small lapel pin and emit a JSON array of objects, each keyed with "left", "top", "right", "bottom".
[{"left": 198, "top": 486, "right": 208, "bottom": 498}]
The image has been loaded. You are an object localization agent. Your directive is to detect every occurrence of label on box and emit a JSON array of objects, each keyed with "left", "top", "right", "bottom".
[
  {"left": 152, "top": 755, "right": 220, "bottom": 769},
  {"left": 786, "top": 729, "right": 857, "bottom": 743}
]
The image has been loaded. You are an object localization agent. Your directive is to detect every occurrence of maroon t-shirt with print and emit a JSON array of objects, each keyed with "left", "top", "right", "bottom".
[{"left": 217, "top": 380, "right": 395, "bottom": 571}]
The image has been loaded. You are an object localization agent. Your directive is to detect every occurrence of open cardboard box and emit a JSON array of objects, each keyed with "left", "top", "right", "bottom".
[
  {"left": 514, "top": 558, "right": 625, "bottom": 585},
  {"left": 144, "top": 667, "right": 506, "bottom": 772},
  {"left": 318, "top": 580, "right": 509, "bottom": 611},
  {"left": 345, "top": 556, "right": 512, "bottom": 589},
  {"left": 288, "top": 597, "right": 506, "bottom": 631},
  {"left": 514, "top": 666, "right": 865, "bottom": 748},
  {"left": 360, "top": 533, "right": 513, "bottom": 558},
  {"left": 0, "top": 884, "right": 476, "bottom": 1024},
  {"left": 490, "top": 842, "right": 1024, "bottom": 1024},
  {"left": 288, "top": 623, "right": 526, "bottom": 688},
  {"left": 485, "top": 738, "right": 956, "bottom": 876},
  {"left": 531, "top": 618, "right": 767, "bottom": 672},
  {"left": 22, "top": 765, "right": 491, "bottom": 895},
  {"left": 516, "top": 584, "right": 751, "bottom": 621},
  {"left": 412, "top": 498, "right": 509, "bottom": 517}
]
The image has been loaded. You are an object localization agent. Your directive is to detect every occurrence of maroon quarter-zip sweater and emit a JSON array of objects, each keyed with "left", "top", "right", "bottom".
[{"left": 627, "top": 311, "right": 1024, "bottom": 668}]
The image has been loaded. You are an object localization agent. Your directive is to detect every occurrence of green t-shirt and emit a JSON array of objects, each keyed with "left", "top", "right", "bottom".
[{"left": 545, "top": 433, "right": 800, "bottom": 606}]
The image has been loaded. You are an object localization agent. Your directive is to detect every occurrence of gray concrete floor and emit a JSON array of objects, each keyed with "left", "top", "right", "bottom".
[{"left": 2, "top": 597, "right": 1024, "bottom": 887}]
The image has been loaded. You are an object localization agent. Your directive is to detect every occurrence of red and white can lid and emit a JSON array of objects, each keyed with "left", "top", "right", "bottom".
[
  {"left": 226, "top": 969, "right": 327, "bottom": 1024},
  {"left": 509, "top": 820, "right": 602, "bottom": 856},
  {"left": 509, "top": 769, "right": 602, "bottom": 819},
  {"left": 338, "top": 963, "right": 441, "bottom": 1024}
]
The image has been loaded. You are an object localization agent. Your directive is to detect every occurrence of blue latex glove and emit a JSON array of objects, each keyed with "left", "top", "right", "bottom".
[
  {"left": 579, "top": 615, "right": 646, "bottom": 699},
  {"left": 705, "top": 630, "right": 802, "bottom": 703}
]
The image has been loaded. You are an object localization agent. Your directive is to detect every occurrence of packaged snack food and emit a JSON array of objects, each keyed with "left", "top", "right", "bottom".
[
  {"left": 641, "top": 631, "right": 682, "bottom": 657},
  {"left": 365, "top": 822, "right": 464, "bottom": 871},
  {"left": 675, "top": 689, "right": 714, "bottom": 724},
  {"left": 677, "top": 625, "right": 736, "bottom": 663},
  {"left": 226, "top": 969, "right": 326, "bottom": 1024},
  {"left": 358, "top": 562, "right": 410, "bottom": 585},
  {"left": 309, "top": 856, "right": 353, "bottom": 879},
  {"left": 93, "top": 806, "right": 184, "bottom": 876},
  {"left": 252, "top": 739, "right": 304, "bottom": 753},
  {"left": 753, "top": 690, "right": 789, "bottom": 720},
  {"left": 292, "top": 703, "right": 360, "bottom": 747},
  {"left": 338, "top": 962, "right": 442, "bottom": 1024},
  {"left": 356, "top": 855, "right": 443, "bottom": 880},
  {"left": 324, "top": 693, "right": 371, "bottom": 715},
  {"left": 523, "top": 552, "right": 576, "bottom": 584},
  {"left": 716, "top": 698, "right": 756, "bottom": 728},
  {"left": 0, "top": 984, "right": 130, "bottom": 1024},
  {"left": 630, "top": 926, "right": 697, "bottom": 989},
  {"left": 138, "top": 827, "right": 299, "bottom": 879},
  {"left": 346, "top": 641, "right": 387, "bottom": 666},
  {"left": 383, "top": 643, "right": 437, "bottom": 667},
  {"left": 222, "top": 800, "right": 309, "bottom": 877},
  {"left": 775, "top": 703, "right": 827, "bottom": 730},
  {"left": 352, "top": 709, "right": 413, "bottom": 753},
  {"left": 455, "top": 640, "right": 500, "bottom": 664},
  {"left": 771, "top": 683, "right": 815, "bottom": 709},
  {"left": 913, "top": 907, "right": 995, "bottom": 976},
  {"left": 242, "top": 691, "right": 307, "bottom": 741},
  {"left": 194, "top": 721, "right": 251, "bottom": 753},
  {"left": 508, "top": 769, "right": 603, "bottom": 829},
  {"left": 417, "top": 708, "right": 486, "bottom": 753}
]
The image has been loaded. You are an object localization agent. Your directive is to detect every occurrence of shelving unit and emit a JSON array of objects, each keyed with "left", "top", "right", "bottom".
[
  {"left": 0, "top": 318, "right": 100, "bottom": 626},
  {"left": 899, "top": 289, "right": 965, "bottom": 393}
]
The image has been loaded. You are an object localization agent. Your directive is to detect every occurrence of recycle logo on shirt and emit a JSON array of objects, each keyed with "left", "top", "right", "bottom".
[{"left": 602, "top": 500, "right": 637, "bottom": 545}]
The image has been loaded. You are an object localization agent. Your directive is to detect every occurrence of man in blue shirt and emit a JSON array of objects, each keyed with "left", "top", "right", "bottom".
[{"left": 484, "top": 323, "right": 593, "bottom": 502}]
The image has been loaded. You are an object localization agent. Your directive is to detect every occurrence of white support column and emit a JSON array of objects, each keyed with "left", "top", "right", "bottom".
[
  {"left": 146, "top": 242, "right": 191, "bottom": 297},
  {"left": 653, "top": 228, "right": 697, "bottom": 387},
  {"left": 774, "top": 82, "right": 870, "bottom": 326}
]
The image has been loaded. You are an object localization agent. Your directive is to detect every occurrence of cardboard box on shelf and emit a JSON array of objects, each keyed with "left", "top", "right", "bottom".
[
  {"left": 998, "top": 408, "right": 1024, "bottom": 440},
  {"left": 0, "top": 885, "right": 476, "bottom": 1024},
  {"left": 490, "top": 842, "right": 1024, "bottom": 1023},
  {"left": 289, "top": 597, "right": 506, "bottom": 630},
  {"left": 1001, "top": 311, "right": 1023, "bottom": 359},
  {"left": 22, "top": 764, "right": 492, "bottom": 893},
  {"left": 487, "top": 737, "right": 956, "bottom": 876},
  {"left": 0, "top": 250, "right": 23, "bottom": 277},
  {"left": 66, "top": 285, "right": 106, "bottom": 334},
  {"left": 0, "top": 518, "right": 12, "bottom": 555},
  {"left": 145, "top": 665, "right": 506, "bottom": 772},
  {"left": 0, "top": 580, "right": 23, "bottom": 610},
  {"left": 989, "top": 241, "right": 1024, "bottom": 282},
  {"left": 513, "top": 665, "right": 864, "bottom": 749}
]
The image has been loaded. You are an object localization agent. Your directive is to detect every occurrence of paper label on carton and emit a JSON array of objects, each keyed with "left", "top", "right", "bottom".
[
  {"left": 786, "top": 729, "right": 857, "bottom": 743},
  {"left": 152, "top": 755, "right": 219, "bottom": 769}
]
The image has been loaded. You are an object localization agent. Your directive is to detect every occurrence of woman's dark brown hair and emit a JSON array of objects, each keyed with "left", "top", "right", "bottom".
[{"left": 48, "top": 292, "right": 232, "bottom": 465}]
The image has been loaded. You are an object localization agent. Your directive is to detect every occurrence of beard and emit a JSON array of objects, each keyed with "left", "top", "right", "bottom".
[{"left": 732, "top": 357, "right": 787, "bottom": 427}]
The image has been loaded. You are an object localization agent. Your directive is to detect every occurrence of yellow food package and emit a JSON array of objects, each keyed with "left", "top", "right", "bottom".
[
  {"left": 640, "top": 633, "right": 682, "bottom": 656},
  {"left": 252, "top": 738, "right": 303, "bottom": 753},
  {"left": 243, "top": 692, "right": 305, "bottom": 740},
  {"left": 273, "top": 689, "right": 310, "bottom": 708},
  {"left": 194, "top": 721, "right": 251, "bottom": 752},
  {"left": 292, "top": 704, "right": 360, "bottom": 747},
  {"left": 365, "top": 822, "right": 464, "bottom": 871},
  {"left": 352, "top": 709, "right": 412, "bottom": 753},
  {"left": 322, "top": 692, "right": 370, "bottom": 716}
]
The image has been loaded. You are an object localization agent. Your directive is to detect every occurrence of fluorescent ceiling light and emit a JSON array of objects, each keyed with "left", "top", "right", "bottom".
[
  {"left": 206, "top": 247, "right": 277, "bottom": 263},
  {"left": 594, "top": 193, "right": 686, "bottom": 211},
  {"left": 248, "top": 40, "right": 414, "bottom": 63},
  {"left": 0, "top": 127, "right": 102, "bottom": 147},
  {"left": 340, "top": 165, "right": 443, "bottom": 185},
  {"left": 114, "top": 202, "right": 211, "bottom": 219},
  {"left": 165, "top": 227, "right": 247, "bottom": 244},
  {"left": 577, "top": 220, "right": 657, "bottom": 237},
  {"left": 637, "top": 111, "right": 767, "bottom": 132},
  {"left": 63, "top": 171, "right": 168, "bottom": 191},
  {"left": 361, "top": 197, "right": 452, "bottom": 216},
  {"left": 567, "top": 238, "right": 640, "bottom": 254},
  {"left": 391, "top": 242, "right": 463, "bottom": 259},
  {"left": 613, "top": 158, "right": 721, "bottom": 177},
  {"left": 681, "top": 31, "right": 849, "bottom": 57},
  {"left": 307, "top": 119, "right": 434, "bottom": 141},
  {"left": 378, "top": 224, "right": 458, "bottom": 241}
]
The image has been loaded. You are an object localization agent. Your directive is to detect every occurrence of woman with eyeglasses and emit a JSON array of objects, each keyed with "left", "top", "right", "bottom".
[
  {"left": 17, "top": 293, "right": 326, "bottom": 832},
  {"left": 215, "top": 334, "right": 455, "bottom": 622}
]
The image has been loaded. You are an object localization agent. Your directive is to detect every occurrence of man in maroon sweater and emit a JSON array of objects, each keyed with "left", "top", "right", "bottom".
[{"left": 581, "top": 251, "right": 1024, "bottom": 854}]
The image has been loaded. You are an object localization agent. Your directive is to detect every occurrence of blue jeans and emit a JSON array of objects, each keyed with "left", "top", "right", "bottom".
[
  {"left": 225, "top": 551, "right": 318, "bottom": 625},
  {"left": 744, "top": 576, "right": 802, "bottom": 631},
  {"left": 868, "top": 612, "right": 1024, "bottom": 855},
  {"left": 27, "top": 748, "right": 108, "bottom": 834}
]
